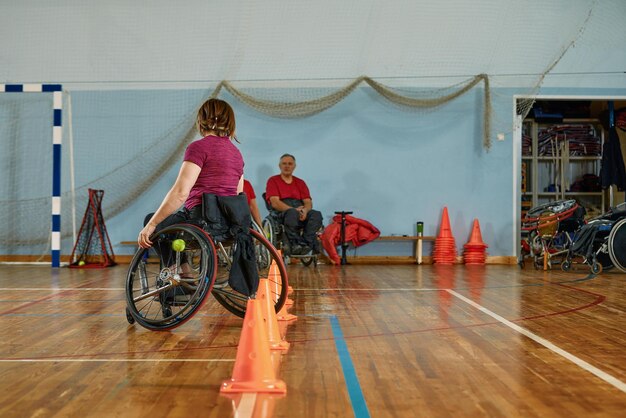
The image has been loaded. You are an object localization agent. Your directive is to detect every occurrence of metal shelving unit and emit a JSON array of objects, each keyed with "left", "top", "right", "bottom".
[{"left": 521, "top": 118, "right": 605, "bottom": 218}]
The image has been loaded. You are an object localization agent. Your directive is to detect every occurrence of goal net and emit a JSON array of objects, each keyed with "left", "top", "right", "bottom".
[{"left": 69, "top": 189, "right": 116, "bottom": 268}]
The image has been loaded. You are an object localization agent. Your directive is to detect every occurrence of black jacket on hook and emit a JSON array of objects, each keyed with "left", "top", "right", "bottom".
[{"left": 601, "top": 126, "right": 626, "bottom": 192}]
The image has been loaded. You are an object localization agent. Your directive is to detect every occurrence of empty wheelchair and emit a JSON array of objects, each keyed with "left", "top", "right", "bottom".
[
  {"left": 125, "top": 221, "right": 288, "bottom": 331},
  {"left": 261, "top": 194, "right": 321, "bottom": 267},
  {"left": 520, "top": 199, "right": 585, "bottom": 270},
  {"left": 562, "top": 202, "right": 626, "bottom": 274}
]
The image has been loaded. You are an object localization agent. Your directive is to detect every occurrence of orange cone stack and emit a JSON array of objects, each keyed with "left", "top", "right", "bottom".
[
  {"left": 463, "top": 219, "right": 488, "bottom": 265},
  {"left": 221, "top": 298, "right": 287, "bottom": 394},
  {"left": 433, "top": 207, "right": 457, "bottom": 264}
]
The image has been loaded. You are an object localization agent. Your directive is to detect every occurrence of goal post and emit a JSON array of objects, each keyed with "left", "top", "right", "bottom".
[{"left": 0, "top": 83, "right": 63, "bottom": 267}]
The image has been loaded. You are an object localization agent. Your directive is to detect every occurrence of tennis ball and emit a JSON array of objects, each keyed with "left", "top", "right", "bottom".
[
  {"left": 78, "top": 260, "right": 85, "bottom": 266},
  {"left": 171, "top": 239, "right": 186, "bottom": 252}
]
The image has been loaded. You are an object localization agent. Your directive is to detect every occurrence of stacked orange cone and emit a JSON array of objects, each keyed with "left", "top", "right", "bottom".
[
  {"left": 220, "top": 298, "right": 287, "bottom": 394},
  {"left": 433, "top": 207, "right": 457, "bottom": 264},
  {"left": 463, "top": 219, "right": 488, "bottom": 264}
]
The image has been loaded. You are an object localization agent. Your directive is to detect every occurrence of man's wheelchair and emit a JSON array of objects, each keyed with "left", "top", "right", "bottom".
[
  {"left": 261, "top": 194, "right": 320, "bottom": 267},
  {"left": 125, "top": 211, "right": 289, "bottom": 331}
]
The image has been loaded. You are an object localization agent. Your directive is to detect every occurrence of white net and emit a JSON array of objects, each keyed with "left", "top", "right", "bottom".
[{"left": 0, "top": 0, "right": 621, "bottom": 258}]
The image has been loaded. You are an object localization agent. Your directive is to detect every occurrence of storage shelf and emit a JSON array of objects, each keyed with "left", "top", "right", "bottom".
[
  {"left": 536, "top": 156, "right": 601, "bottom": 161},
  {"left": 537, "top": 192, "right": 602, "bottom": 196},
  {"left": 521, "top": 118, "right": 605, "bottom": 218}
]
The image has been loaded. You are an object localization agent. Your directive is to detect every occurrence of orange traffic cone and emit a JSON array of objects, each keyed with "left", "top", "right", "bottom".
[
  {"left": 277, "top": 319, "right": 294, "bottom": 340},
  {"left": 277, "top": 302, "right": 297, "bottom": 321},
  {"left": 434, "top": 206, "right": 457, "bottom": 264},
  {"left": 258, "top": 278, "right": 290, "bottom": 352},
  {"left": 466, "top": 219, "right": 487, "bottom": 247},
  {"left": 437, "top": 207, "right": 453, "bottom": 239},
  {"left": 221, "top": 298, "right": 287, "bottom": 394},
  {"left": 463, "top": 219, "right": 488, "bottom": 265}
]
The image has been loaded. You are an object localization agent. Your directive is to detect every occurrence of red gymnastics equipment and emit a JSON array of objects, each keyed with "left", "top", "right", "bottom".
[{"left": 69, "top": 189, "right": 116, "bottom": 268}]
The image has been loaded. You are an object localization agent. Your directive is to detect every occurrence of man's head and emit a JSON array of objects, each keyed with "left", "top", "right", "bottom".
[{"left": 279, "top": 154, "right": 296, "bottom": 176}]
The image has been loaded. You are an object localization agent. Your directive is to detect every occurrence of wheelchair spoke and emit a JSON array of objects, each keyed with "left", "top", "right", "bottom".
[{"left": 132, "top": 282, "right": 175, "bottom": 303}]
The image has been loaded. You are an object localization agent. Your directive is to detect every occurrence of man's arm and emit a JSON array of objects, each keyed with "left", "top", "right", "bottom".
[{"left": 269, "top": 195, "right": 295, "bottom": 212}]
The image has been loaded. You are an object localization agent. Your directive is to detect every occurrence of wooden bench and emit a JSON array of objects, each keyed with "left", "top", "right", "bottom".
[{"left": 373, "top": 235, "right": 436, "bottom": 264}]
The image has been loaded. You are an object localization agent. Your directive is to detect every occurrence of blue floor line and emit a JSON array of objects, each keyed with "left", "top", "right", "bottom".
[{"left": 330, "top": 315, "right": 371, "bottom": 418}]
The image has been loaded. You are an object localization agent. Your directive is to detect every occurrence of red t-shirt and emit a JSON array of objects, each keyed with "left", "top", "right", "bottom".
[
  {"left": 183, "top": 135, "right": 243, "bottom": 209},
  {"left": 265, "top": 175, "right": 311, "bottom": 204},
  {"left": 243, "top": 179, "right": 256, "bottom": 205}
]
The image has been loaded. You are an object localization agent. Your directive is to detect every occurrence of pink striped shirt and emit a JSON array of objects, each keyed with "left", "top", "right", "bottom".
[{"left": 183, "top": 135, "right": 243, "bottom": 209}]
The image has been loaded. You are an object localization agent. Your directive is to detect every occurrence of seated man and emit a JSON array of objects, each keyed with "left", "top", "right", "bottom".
[{"left": 265, "top": 154, "right": 323, "bottom": 255}]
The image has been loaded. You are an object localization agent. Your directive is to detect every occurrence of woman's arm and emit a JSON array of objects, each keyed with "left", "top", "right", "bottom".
[
  {"left": 138, "top": 161, "right": 201, "bottom": 248},
  {"left": 237, "top": 175, "right": 244, "bottom": 194}
]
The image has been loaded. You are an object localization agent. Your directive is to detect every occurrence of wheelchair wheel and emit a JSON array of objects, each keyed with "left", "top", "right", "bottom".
[
  {"left": 125, "top": 224, "right": 217, "bottom": 331},
  {"left": 561, "top": 259, "right": 572, "bottom": 272},
  {"left": 211, "top": 228, "right": 288, "bottom": 318},
  {"left": 591, "top": 260, "right": 603, "bottom": 275},
  {"left": 300, "top": 255, "right": 318, "bottom": 267},
  {"left": 262, "top": 218, "right": 275, "bottom": 245},
  {"left": 608, "top": 218, "right": 626, "bottom": 273}
]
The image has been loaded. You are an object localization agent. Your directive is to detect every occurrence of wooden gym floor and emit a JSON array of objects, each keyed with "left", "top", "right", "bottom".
[{"left": 0, "top": 263, "right": 626, "bottom": 417}]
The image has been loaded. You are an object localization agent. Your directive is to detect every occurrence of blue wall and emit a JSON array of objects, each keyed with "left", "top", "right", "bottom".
[{"left": 81, "top": 85, "right": 515, "bottom": 258}]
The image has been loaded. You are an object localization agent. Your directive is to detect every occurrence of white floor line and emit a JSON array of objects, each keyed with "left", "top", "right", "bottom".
[
  {"left": 234, "top": 393, "right": 257, "bottom": 418},
  {"left": 447, "top": 289, "right": 626, "bottom": 393},
  {"left": 0, "top": 358, "right": 235, "bottom": 363}
]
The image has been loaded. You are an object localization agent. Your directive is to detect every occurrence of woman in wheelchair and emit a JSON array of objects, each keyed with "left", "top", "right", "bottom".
[
  {"left": 128, "top": 98, "right": 288, "bottom": 330},
  {"left": 138, "top": 98, "right": 243, "bottom": 248}
]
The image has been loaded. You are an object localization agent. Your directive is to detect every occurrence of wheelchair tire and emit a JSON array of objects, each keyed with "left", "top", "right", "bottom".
[
  {"left": 211, "top": 228, "right": 289, "bottom": 318},
  {"left": 300, "top": 255, "right": 318, "bottom": 267},
  {"left": 262, "top": 218, "right": 275, "bottom": 246},
  {"left": 591, "top": 261, "right": 603, "bottom": 275},
  {"left": 608, "top": 218, "right": 626, "bottom": 273},
  {"left": 125, "top": 224, "right": 217, "bottom": 331},
  {"left": 125, "top": 307, "right": 135, "bottom": 324}
]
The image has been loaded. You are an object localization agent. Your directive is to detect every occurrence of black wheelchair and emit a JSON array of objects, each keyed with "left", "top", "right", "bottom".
[
  {"left": 261, "top": 194, "right": 320, "bottom": 267},
  {"left": 561, "top": 202, "right": 626, "bottom": 274},
  {"left": 125, "top": 219, "right": 288, "bottom": 331}
]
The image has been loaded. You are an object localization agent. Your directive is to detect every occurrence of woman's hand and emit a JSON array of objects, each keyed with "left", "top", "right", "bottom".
[{"left": 138, "top": 223, "right": 156, "bottom": 248}]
